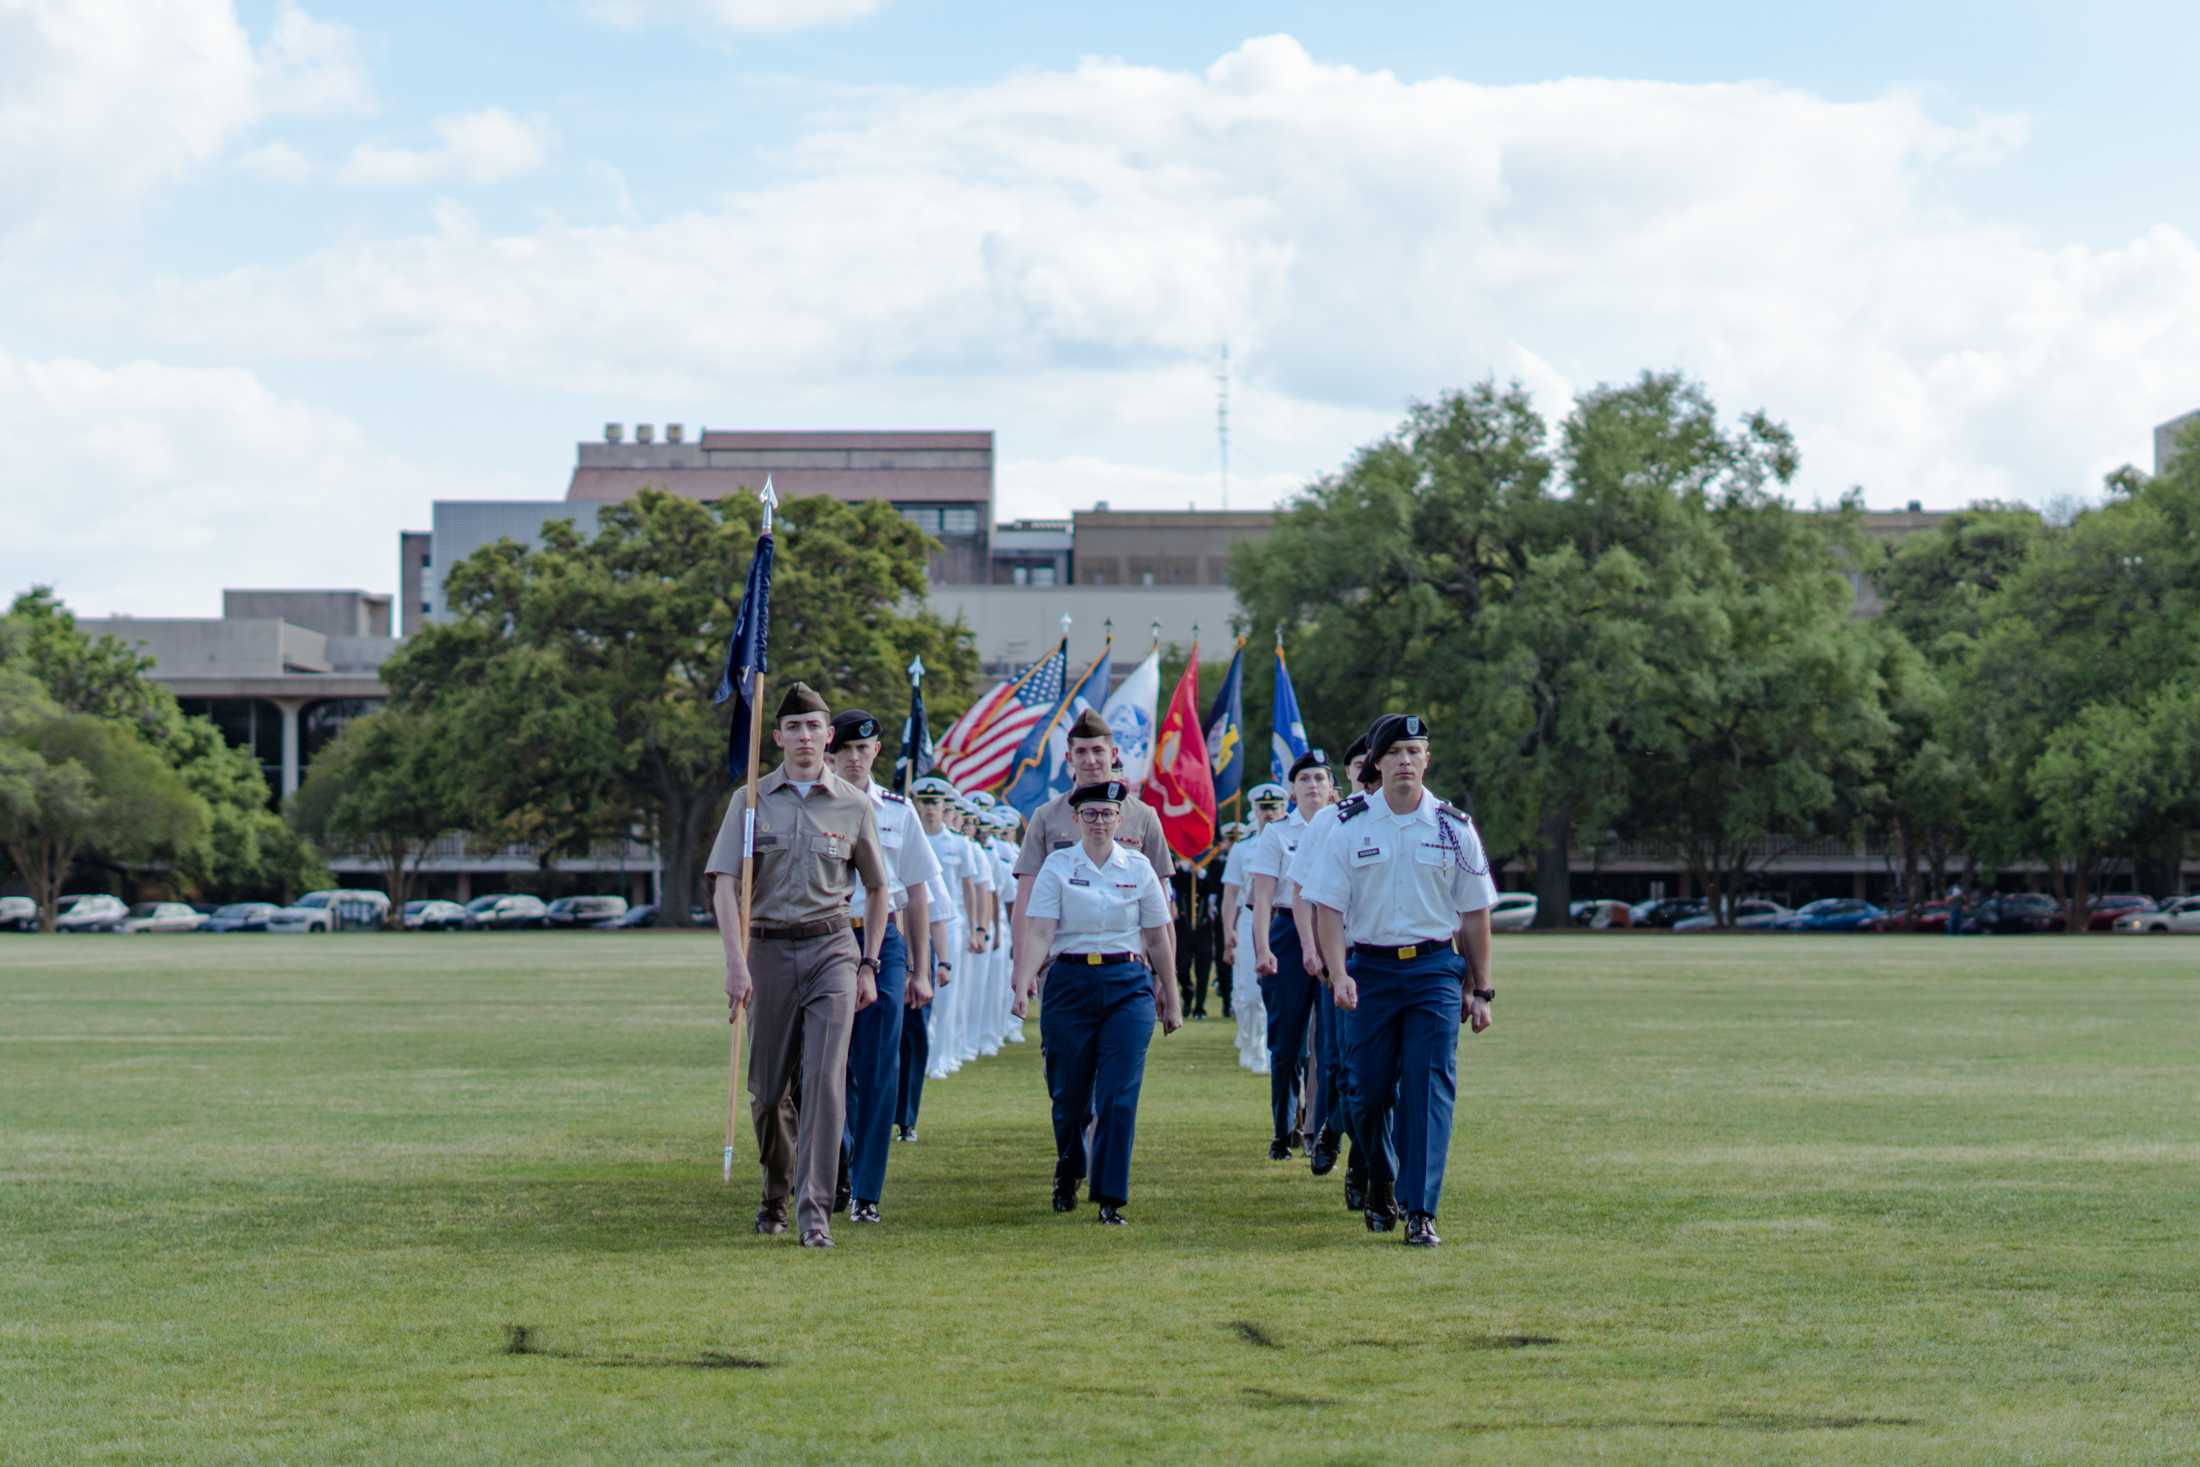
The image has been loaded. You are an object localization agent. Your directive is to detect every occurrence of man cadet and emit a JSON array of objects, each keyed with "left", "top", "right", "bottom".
[
  {"left": 1012, "top": 707, "right": 1173, "bottom": 962},
  {"left": 1224, "top": 787, "right": 1288, "bottom": 1074},
  {"left": 1301, "top": 713, "right": 1496, "bottom": 1248},
  {"left": 710, "top": 683, "right": 890, "bottom": 1249},
  {"left": 1289, "top": 732, "right": 1372, "bottom": 1198},
  {"left": 1248, "top": 749, "right": 1335, "bottom": 1160},
  {"left": 825, "top": 709, "right": 939, "bottom": 1225}
]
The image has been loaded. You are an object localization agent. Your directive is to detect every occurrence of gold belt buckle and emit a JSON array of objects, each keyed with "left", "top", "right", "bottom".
[
  {"left": 1397, "top": 944, "right": 1418, "bottom": 961},
  {"left": 1086, "top": 952, "right": 1104, "bottom": 966}
]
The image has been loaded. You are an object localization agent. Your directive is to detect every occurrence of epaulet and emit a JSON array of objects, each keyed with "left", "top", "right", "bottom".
[
  {"left": 1337, "top": 794, "right": 1371, "bottom": 823},
  {"left": 1437, "top": 801, "right": 1469, "bottom": 823},
  {"left": 880, "top": 790, "right": 908, "bottom": 805}
]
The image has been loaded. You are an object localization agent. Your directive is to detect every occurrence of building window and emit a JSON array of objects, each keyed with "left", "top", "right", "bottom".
[
  {"left": 421, "top": 551, "right": 432, "bottom": 568},
  {"left": 1031, "top": 565, "right": 1056, "bottom": 587},
  {"left": 1141, "top": 571, "right": 1155, "bottom": 587},
  {"left": 421, "top": 601, "right": 432, "bottom": 616},
  {"left": 941, "top": 507, "right": 979, "bottom": 536},
  {"left": 301, "top": 698, "right": 384, "bottom": 768}
]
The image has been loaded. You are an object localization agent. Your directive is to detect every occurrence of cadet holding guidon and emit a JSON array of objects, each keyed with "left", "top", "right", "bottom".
[
  {"left": 1300, "top": 714, "right": 1496, "bottom": 1248},
  {"left": 709, "top": 683, "right": 890, "bottom": 1249},
  {"left": 1011, "top": 780, "right": 1184, "bottom": 1225}
]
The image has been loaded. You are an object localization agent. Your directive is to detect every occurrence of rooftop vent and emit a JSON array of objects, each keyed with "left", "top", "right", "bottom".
[
  {"left": 604, "top": 422, "right": 624, "bottom": 444},
  {"left": 1907, "top": 499, "right": 1923, "bottom": 513},
  {"left": 635, "top": 423, "right": 655, "bottom": 444},
  {"left": 665, "top": 422, "right": 684, "bottom": 444}
]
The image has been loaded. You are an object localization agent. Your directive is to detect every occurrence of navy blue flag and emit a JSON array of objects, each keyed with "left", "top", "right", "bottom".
[
  {"left": 713, "top": 530, "right": 776, "bottom": 782},
  {"left": 896, "top": 663, "right": 934, "bottom": 793},
  {"left": 1203, "top": 640, "right": 1246, "bottom": 813},
  {"left": 1270, "top": 635, "right": 1308, "bottom": 783}
]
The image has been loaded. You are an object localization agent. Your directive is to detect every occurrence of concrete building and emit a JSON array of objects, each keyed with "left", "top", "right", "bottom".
[{"left": 2156, "top": 409, "right": 2200, "bottom": 476}]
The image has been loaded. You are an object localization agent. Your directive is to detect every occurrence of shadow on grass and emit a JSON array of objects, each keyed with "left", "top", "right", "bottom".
[{"left": 504, "top": 1324, "right": 769, "bottom": 1370}]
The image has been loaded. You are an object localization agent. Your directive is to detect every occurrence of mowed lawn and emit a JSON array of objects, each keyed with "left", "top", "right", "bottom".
[{"left": 3, "top": 934, "right": 2199, "bottom": 1465}]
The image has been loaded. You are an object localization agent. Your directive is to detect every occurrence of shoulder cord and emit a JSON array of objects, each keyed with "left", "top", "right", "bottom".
[{"left": 1437, "top": 813, "right": 1491, "bottom": 876}]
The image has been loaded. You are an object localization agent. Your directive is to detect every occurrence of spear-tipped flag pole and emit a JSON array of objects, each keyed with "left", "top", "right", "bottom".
[
  {"left": 712, "top": 476, "right": 778, "bottom": 1182},
  {"left": 897, "top": 654, "right": 933, "bottom": 794}
]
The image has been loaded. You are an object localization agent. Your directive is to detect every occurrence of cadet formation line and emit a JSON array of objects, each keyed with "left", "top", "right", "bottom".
[{"left": 714, "top": 688, "right": 1495, "bottom": 1249}]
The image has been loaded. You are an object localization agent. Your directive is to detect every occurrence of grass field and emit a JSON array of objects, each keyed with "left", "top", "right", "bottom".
[{"left": 3, "top": 933, "right": 2199, "bottom": 1465}]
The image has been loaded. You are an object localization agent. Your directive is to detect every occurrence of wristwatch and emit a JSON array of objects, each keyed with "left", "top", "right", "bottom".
[
  {"left": 1469, "top": 987, "right": 1495, "bottom": 1002},
  {"left": 857, "top": 957, "right": 880, "bottom": 975}
]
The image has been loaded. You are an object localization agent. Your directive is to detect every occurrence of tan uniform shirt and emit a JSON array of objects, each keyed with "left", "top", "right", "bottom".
[
  {"left": 1013, "top": 786, "right": 1173, "bottom": 902},
  {"left": 706, "top": 766, "right": 887, "bottom": 923}
]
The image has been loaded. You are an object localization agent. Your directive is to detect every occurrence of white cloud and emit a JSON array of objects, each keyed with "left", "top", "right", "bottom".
[
  {"left": 0, "top": 348, "right": 510, "bottom": 618},
  {"left": 583, "top": 0, "right": 888, "bottom": 35},
  {"left": 340, "top": 108, "right": 552, "bottom": 187},
  {"left": 119, "top": 35, "right": 2200, "bottom": 520},
  {"left": 0, "top": 0, "right": 367, "bottom": 231},
  {"left": 237, "top": 141, "right": 312, "bottom": 183}
]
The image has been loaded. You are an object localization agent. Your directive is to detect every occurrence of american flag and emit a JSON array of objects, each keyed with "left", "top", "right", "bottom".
[{"left": 935, "top": 639, "right": 1068, "bottom": 793}]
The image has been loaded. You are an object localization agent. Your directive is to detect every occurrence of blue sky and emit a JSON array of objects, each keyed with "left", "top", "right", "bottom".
[{"left": 6, "top": 0, "right": 2198, "bottom": 616}]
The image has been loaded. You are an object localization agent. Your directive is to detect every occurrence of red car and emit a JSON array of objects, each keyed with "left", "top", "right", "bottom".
[{"left": 2087, "top": 894, "right": 2157, "bottom": 931}]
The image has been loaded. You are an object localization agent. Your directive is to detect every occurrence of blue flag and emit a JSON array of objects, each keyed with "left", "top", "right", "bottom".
[
  {"left": 1270, "top": 636, "right": 1308, "bottom": 783},
  {"left": 1203, "top": 641, "right": 1245, "bottom": 812},
  {"left": 712, "top": 529, "right": 775, "bottom": 782},
  {"left": 1013, "top": 640, "right": 1113, "bottom": 814},
  {"left": 896, "top": 665, "right": 933, "bottom": 794}
]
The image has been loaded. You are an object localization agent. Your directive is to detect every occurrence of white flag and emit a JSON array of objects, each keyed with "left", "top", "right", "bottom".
[{"left": 1101, "top": 651, "right": 1161, "bottom": 786}]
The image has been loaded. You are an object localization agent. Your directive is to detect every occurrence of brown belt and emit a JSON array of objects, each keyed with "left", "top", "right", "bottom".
[{"left": 752, "top": 916, "right": 851, "bottom": 942}]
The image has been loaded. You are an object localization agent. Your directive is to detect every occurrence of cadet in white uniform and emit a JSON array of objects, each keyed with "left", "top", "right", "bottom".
[
  {"left": 1227, "top": 788, "right": 1289, "bottom": 1072},
  {"left": 1300, "top": 714, "right": 1497, "bottom": 1248},
  {"left": 1246, "top": 750, "right": 1334, "bottom": 1160}
]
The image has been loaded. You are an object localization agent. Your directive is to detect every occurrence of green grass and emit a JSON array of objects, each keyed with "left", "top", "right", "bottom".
[{"left": 3, "top": 933, "right": 2199, "bottom": 1465}]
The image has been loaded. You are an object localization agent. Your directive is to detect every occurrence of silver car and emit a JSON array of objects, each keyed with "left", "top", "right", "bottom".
[{"left": 56, "top": 894, "right": 129, "bottom": 933}]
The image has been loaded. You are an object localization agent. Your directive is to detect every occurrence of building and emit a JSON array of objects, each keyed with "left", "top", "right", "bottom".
[{"left": 2156, "top": 409, "right": 2200, "bottom": 476}]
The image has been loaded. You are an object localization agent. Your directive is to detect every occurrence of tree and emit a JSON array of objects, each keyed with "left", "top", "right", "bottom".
[
  {"left": 288, "top": 710, "right": 462, "bottom": 920},
  {"left": 384, "top": 490, "right": 979, "bottom": 924},
  {"left": 0, "top": 682, "right": 209, "bottom": 930}
]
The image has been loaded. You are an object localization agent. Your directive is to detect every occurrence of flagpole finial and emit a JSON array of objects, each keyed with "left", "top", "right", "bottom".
[
  {"left": 908, "top": 655, "right": 925, "bottom": 684},
  {"left": 1059, "top": 612, "right": 1072, "bottom": 640},
  {"left": 1150, "top": 619, "right": 1162, "bottom": 650},
  {"left": 1104, "top": 617, "right": 1114, "bottom": 642},
  {"left": 759, "top": 477, "right": 779, "bottom": 534}
]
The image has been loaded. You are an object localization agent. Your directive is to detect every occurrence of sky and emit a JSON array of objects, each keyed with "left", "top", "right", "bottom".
[{"left": 5, "top": 0, "right": 2198, "bottom": 618}]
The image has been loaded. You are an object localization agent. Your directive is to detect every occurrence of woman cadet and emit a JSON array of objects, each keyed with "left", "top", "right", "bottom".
[{"left": 1010, "top": 779, "right": 1184, "bottom": 1225}]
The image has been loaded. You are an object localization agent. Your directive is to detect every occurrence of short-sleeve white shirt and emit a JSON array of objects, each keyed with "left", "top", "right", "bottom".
[
  {"left": 1298, "top": 788, "right": 1498, "bottom": 945},
  {"left": 848, "top": 784, "right": 941, "bottom": 918},
  {"left": 963, "top": 832, "right": 996, "bottom": 892},
  {"left": 1244, "top": 806, "right": 1316, "bottom": 904},
  {"left": 1026, "top": 840, "right": 1170, "bottom": 959}
]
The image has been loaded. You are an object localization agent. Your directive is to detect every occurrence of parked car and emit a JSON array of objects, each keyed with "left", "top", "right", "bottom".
[
  {"left": 1487, "top": 892, "right": 1538, "bottom": 932},
  {"left": 1629, "top": 897, "right": 1709, "bottom": 929},
  {"left": 202, "top": 902, "right": 278, "bottom": 933},
  {"left": 402, "top": 899, "right": 468, "bottom": 931},
  {"left": 55, "top": 894, "right": 129, "bottom": 932},
  {"left": 268, "top": 889, "right": 391, "bottom": 933},
  {"left": 1773, "top": 898, "right": 1890, "bottom": 933},
  {"left": 1969, "top": 892, "right": 2064, "bottom": 934},
  {"left": 1570, "top": 899, "right": 1633, "bottom": 929},
  {"left": 470, "top": 894, "right": 549, "bottom": 930},
  {"left": 1672, "top": 899, "right": 1793, "bottom": 932},
  {"left": 2114, "top": 896, "right": 2200, "bottom": 934},
  {"left": 1, "top": 895, "right": 36, "bottom": 931},
  {"left": 120, "top": 901, "right": 206, "bottom": 934},
  {"left": 1887, "top": 899, "right": 1951, "bottom": 933},
  {"left": 2085, "top": 894, "right": 2156, "bottom": 931},
  {"left": 546, "top": 895, "right": 630, "bottom": 928},
  {"left": 609, "top": 903, "right": 659, "bottom": 928}
]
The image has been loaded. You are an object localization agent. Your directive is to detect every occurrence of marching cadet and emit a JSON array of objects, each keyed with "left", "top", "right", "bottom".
[
  {"left": 1248, "top": 750, "right": 1334, "bottom": 1160},
  {"left": 1225, "top": 788, "right": 1288, "bottom": 1073},
  {"left": 991, "top": 807, "right": 1024, "bottom": 1046},
  {"left": 709, "top": 682, "right": 889, "bottom": 1249},
  {"left": 909, "top": 779, "right": 979, "bottom": 1080},
  {"left": 1289, "top": 732, "right": 1371, "bottom": 1190},
  {"left": 895, "top": 861, "right": 956, "bottom": 1143},
  {"left": 950, "top": 795, "right": 997, "bottom": 1068},
  {"left": 1011, "top": 708, "right": 1174, "bottom": 958},
  {"left": 1300, "top": 714, "right": 1496, "bottom": 1248},
  {"left": 1193, "top": 839, "right": 1224, "bottom": 1020},
  {"left": 825, "top": 709, "right": 940, "bottom": 1225},
  {"left": 1011, "top": 779, "right": 1183, "bottom": 1223}
]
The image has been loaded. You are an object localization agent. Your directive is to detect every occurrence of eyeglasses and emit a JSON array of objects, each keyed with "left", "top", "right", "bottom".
[{"left": 1075, "top": 808, "right": 1121, "bottom": 824}]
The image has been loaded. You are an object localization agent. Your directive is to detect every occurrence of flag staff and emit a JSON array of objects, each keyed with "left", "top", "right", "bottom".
[{"left": 725, "top": 477, "right": 778, "bottom": 1184}]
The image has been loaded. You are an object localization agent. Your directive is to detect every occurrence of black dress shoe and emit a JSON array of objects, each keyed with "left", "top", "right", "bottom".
[
  {"left": 1308, "top": 1130, "right": 1339, "bottom": 1176},
  {"left": 1052, "top": 1179, "right": 1079, "bottom": 1212},
  {"left": 1404, "top": 1213, "right": 1440, "bottom": 1248},
  {"left": 800, "top": 1227, "right": 835, "bottom": 1248},
  {"left": 1343, "top": 1179, "right": 1366, "bottom": 1211},
  {"left": 1364, "top": 1204, "right": 1399, "bottom": 1233},
  {"left": 754, "top": 1203, "right": 789, "bottom": 1236},
  {"left": 1095, "top": 1204, "right": 1128, "bottom": 1226},
  {"left": 1267, "top": 1138, "right": 1291, "bottom": 1161},
  {"left": 833, "top": 1182, "right": 851, "bottom": 1215},
  {"left": 895, "top": 1125, "right": 917, "bottom": 1143},
  {"left": 851, "top": 1201, "right": 882, "bottom": 1224}
]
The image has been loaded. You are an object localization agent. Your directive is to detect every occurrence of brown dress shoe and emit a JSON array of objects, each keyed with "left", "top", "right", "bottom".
[
  {"left": 799, "top": 1227, "right": 835, "bottom": 1248},
  {"left": 754, "top": 1202, "right": 789, "bottom": 1236}
]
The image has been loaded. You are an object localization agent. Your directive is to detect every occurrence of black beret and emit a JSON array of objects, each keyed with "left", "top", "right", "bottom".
[
  {"left": 1288, "top": 747, "right": 1331, "bottom": 782},
  {"left": 775, "top": 682, "right": 829, "bottom": 721},
  {"left": 1069, "top": 707, "right": 1113, "bottom": 742},
  {"left": 1068, "top": 779, "right": 1131, "bottom": 808},
  {"left": 1342, "top": 734, "right": 1370, "bottom": 765},
  {"left": 826, "top": 709, "right": 879, "bottom": 750},
  {"left": 1363, "top": 713, "right": 1430, "bottom": 771}
]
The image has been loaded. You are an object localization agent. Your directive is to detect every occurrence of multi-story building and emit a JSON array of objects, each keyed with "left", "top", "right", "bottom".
[{"left": 2156, "top": 408, "right": 2199, "bottom": 476}]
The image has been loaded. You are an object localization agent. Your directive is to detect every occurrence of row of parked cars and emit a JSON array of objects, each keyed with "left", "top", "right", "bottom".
[
  {"left": 2, "top": 891, "right": 662, "bottom": 933},
  {"left": 1557, "top": 891, "right": 2200, "bottom": 933}
]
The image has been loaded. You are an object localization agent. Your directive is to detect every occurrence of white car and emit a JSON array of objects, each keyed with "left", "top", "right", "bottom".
[
  {"left": 1673, "top": 900, "right": 1794, "bottom": 932},
  {"left": 402, "top": 899, "right": 467, "bottom": 931},
  {"left": 55, "top": 894, "right": 129, "bottom": 932},
  {"left": 1, "top": 895, "right": 36, "bottom": 932},
  {"left": 1488, "top": 892, "right": 1538, "bottom": 932},
  {"left": 268, "top": 889, "right": 391, "bottom": 933},
  {"left": 120, "top": 901, "right": 207, "bottom": 934},
  {"left": 2115, "top": 896, "right": 2200, "bottom": 934}
]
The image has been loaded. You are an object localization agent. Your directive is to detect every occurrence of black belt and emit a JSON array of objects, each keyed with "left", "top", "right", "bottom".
[
  {"left": 1352, "top": 939, "right": 1455, "bottom": 962},
  {"left": 753, "top": 916, "right": 851, "bottom": 941},
  {"left": 1053, "top": 950, "right": 1139, "bottom": 967},
  {"left": 848, "top": 914, "right": 898, "bottom": 932}
]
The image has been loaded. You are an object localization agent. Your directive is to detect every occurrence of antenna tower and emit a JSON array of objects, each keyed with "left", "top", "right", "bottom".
[{"left": 1216, "top": 342, "right": 1231, "bottom": 509}]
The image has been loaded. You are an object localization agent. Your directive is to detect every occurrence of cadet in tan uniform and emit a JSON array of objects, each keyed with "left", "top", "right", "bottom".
[
  {"left": 1012, "top": 708, "right": 1174, "bottom": 955},
  {"left": 709, "top": 682, "right": 889, "bottom": 1249}
]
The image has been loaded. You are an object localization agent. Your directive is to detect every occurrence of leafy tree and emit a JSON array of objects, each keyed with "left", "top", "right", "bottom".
[
  {"left": 288, "top": 710, "right": 462, "bottom": 920},
  {"left": 0, "top": 677, "right": 208, "bottom": 930},
  {"left": 385, "top": 490, "right": 979, "bottom": 924},
  {"left": 1872, "top": 504, "right": 2045, "bottom": 657}
]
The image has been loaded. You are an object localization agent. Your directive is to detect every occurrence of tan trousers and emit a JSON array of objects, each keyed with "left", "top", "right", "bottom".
[{"left": 748, "top": 928, "right": 858, "bottom": 1234}]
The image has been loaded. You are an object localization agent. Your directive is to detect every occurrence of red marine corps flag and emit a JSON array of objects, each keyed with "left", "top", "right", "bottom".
[{"left": 1144, "top": 644, "right": 1217, "bottom": 859}]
